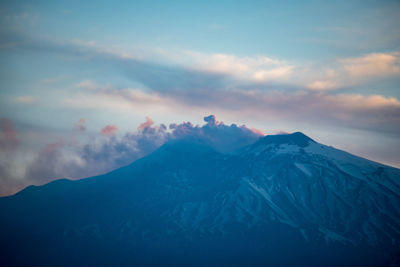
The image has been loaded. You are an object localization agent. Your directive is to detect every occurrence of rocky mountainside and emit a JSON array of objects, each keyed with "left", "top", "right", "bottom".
[{"left": 1, "top": 132, "right": 400, "bottom": 266}]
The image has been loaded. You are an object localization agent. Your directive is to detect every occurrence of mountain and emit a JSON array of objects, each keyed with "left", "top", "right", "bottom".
[{"left": 1, "top": 132, "right": 400, "bottom": 266}]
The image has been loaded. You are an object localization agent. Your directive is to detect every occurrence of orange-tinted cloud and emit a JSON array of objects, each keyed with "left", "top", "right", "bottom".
[
  {"left": 137, "top": 117, "right": 154, "bottom": 131},
  {"left": 251, "top": 128, "right": 265, "bottom": 136},
  {"left": 101, "top": 125, "right": 118, "bottom": 137}
]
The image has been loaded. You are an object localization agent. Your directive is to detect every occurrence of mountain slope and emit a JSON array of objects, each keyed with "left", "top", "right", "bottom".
[{"left": 1, "top": 133, "right": 400, "bottom": 266}]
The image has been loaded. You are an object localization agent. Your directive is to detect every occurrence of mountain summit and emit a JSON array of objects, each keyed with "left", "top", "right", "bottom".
[
  {"left": 255, "top": 131, "right": 315, "bottom": 147},
  {"left": 1, "top": 132, "right": 400, "bottom": 266}
]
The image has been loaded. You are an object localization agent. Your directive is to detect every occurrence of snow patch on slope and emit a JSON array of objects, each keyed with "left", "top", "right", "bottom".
[
  {"left": 244, "top": 178, "right": 297, "bottom": 228},
  {"left": 295, "top": 163, "right": 312, "bottom": 177}
]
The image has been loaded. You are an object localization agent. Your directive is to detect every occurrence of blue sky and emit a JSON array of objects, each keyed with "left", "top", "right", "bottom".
[{"left": 0, "top": 0, "right": 400, "bottom": 195}]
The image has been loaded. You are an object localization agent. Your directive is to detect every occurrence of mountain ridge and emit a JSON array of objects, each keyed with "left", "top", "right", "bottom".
[{"left": 1, "top": 131, "right": 400, "bottom": 266}]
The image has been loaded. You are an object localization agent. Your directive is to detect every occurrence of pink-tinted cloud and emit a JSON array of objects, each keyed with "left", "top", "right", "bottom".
[
  {"left": 43, "top": 139, "right": 65, "bottom": 153},
  {"left": 101, "top": 125, "right": 118, "bottom": 137},
  {"left": 16, "top": 115, "right": 262, "bottom": 195},
  {"left": 137, "top": 117, "right": 154, "bottom": 131},
  {"left": 73, "top": 118, "right": 86, "bottom": 132},
  {"left": 0, "top": 117, "right": 19, "bottom": 149},
  {"left": 251, "top": 128, "right": 265, "bottom": 136}
]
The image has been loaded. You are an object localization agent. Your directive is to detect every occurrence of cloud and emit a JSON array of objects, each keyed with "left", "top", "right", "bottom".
[
  {"left": 306, "top": 52, "right": 400, "bottom": 91},
  {"left": 252, "top": 66, "right": 294, "bottom": 81},
  {"left": 55, "top": 41, "right": 399, "bottom": 133},
  {"left": 23, "top": 123, "right": 165, "bottom": 186},
  {"left": 52, "top": 42, "right": 400, "bottom": 135},
  {"left": 0, "top": 117, "right": 19, "bottom": 150},
  {"left": 179, "top": 51, "right": 293, "bottom": 83},
  {"left": 101, "top": 125, "right": 118, "bottom": 137},
  {"left": 251, "top": 128, "right": 266, "bottom": 136},
  {"left": 73, "top": 118, "right": 86, "bottom": 132},
  {"left": 0, "top": 168, "right": 24, "bottom": 196},
  {"left": 3, "top": 23, "right": 400, "bottom": 90},
  {"left": 137, "top": 117, "right": 154, "bottom": 131},
  {"left": 5, "top": 27, "right": 399, "bottom": 95},
  {"left": 18, "top": 115, "right": 262, "bottom": 192},
  {"left": 169, "top": 115, "right": 263, "bottom": 153},
  {"left": 24, "top": 139, "right": 85, "bottom": 185},
  {"left": 0, "top": 118, "right": 21, "bottom": 196},
  {"left": 341, "top": 53, "right": 400, "bottom": 77},
  {"left": 76, "top": 80, "right": 96, "bottom": 89},
  {"left": 324, "top": 93, "right": 400, "bottom": 109},
  {"left": 307, "top": 80, "right": 338, "bottom": 91},
  {"left": 69, "top": 80, "right": 400, "bottom": 135},
  {"left": 203, "top": 115, "right": 220, "bottom": 125},
  {"left": 15, "top": 96, "right": 36, "bottom": 103},
  {"left": 2, "top": 31, "right": 400, "bottom": 187},
  {"left": 338, "top": 52, "right": 400, "bottom": 81}
]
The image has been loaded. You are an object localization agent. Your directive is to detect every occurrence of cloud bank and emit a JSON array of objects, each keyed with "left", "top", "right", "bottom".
[
  {"left": 0, "top": 115, "right": 263, "bottom": 196},
  {"left": 1, "top": 26, "right": 400, "bottom": 195},
  {"left": 26, "top": 35, "right": 394, "bottom": 136},
  {"left": 2, "top": 29, "right": 399, "bottom": 137}
]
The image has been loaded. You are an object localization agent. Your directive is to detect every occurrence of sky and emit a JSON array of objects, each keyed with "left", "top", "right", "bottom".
[{"left": 0, "top": 0, "right": 400, "bottom": 196}]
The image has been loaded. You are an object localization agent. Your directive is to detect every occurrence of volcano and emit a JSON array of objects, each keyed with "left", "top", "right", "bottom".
[{"left": 1, "top": 132, "right": 400, "bottom": 266}]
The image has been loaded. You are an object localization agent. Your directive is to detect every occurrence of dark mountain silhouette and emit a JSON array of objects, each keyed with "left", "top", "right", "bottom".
[{"left": 1, "top": 133, "right": 400, "bottom": 266}]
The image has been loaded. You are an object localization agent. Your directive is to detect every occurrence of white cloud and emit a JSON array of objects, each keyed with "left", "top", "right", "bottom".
[
  {"left": 168, "top": 50, "right": 400, "bottom": 89},
  {"left": 340, "top": 52, "right": 400, "bottom": 77},
  {"left": 306, "top": 52, "right": 400, "bottom": 91},
  {"left": 174, "top": 51, "right": 294, "bottom": 83},
  {"left": 76, "top": 79, "right": 96, "bottom": 89},
  {"left": 307, "top": 80, "right": 338, "bottom": 91},
  {"left": 253, "top": 66, "right": 293, "bottom": 81},
  {"left": 65, "top": 86, "right": 173, "bottom": 115},
  {"left": 27, "top": 35, "right": 400, "bottom": 92},
  {"left": 325, "top": 93, "right": 400, "bottom": 109},
  {"left": 66, "top": 79, "right": 400, "bottom": 135}
]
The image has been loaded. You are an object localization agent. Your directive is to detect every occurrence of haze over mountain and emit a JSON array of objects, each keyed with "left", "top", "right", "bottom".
[
  {"left": 0, "top": 115, "right": 263, "bottom": 196},
  {"left": 1, "top": 122, "right": 400, "bottom": 266}
]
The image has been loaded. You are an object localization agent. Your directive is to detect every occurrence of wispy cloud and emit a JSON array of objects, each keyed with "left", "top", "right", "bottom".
[
  {"left": 8, "top": 115, "right": 261, "bottom": 196},
  {"left": 44, "top": 38, "right": 398, "bottom": 135},
  {"left": 179, "top": 51, "right": 293, "bottom": 83},
  {"left": 73, "top": 118, "right": 86, "bottom": 132},
  {"left": 0, "top": 117, "right": 19, "bottom": 149},
  {"left": 15, "top": 96, "right": 36, "bottom": 103},
  {"left": 340, "top": 52, "right": 400, "bottom": 78},
  {"left": 66, "top": 78, "right": 400, "bottom": 135},
  {"left": 0, "top": 118, "right": 22, "bottom": 196},
  {"left": 306, "top": 52, "right": 400, "bottom": 91}
]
